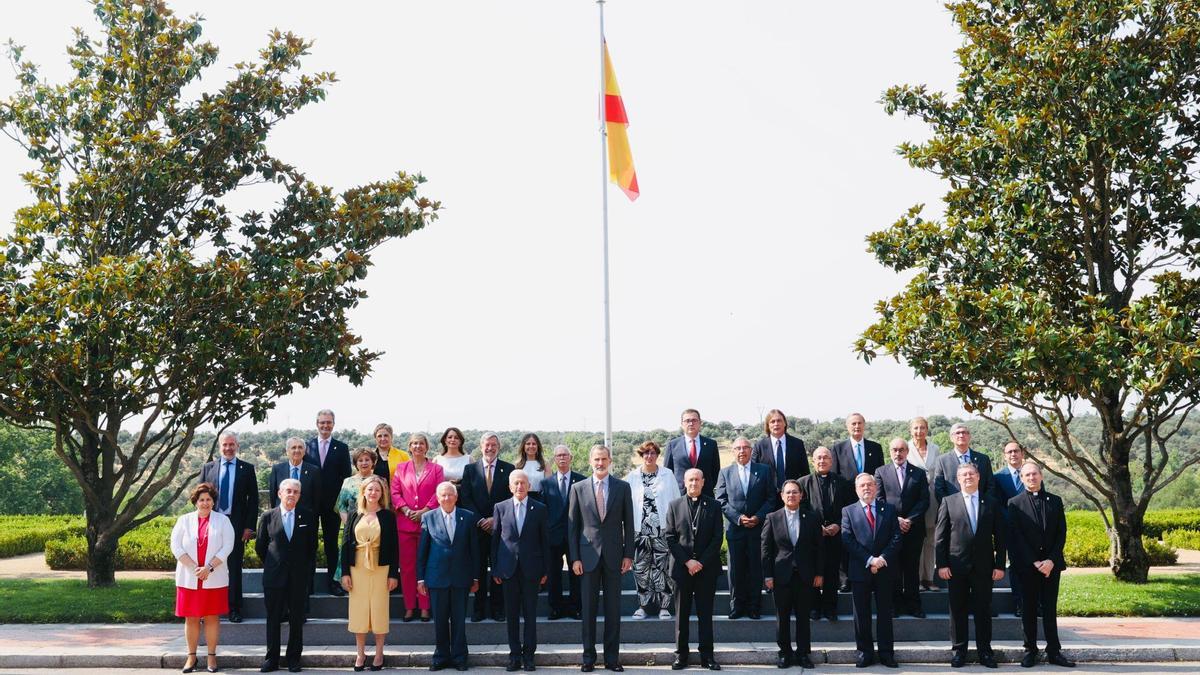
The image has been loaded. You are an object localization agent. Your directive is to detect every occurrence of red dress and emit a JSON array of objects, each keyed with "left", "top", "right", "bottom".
[{"left": 175, "top": 515, "right": 230, "bottom": 617}]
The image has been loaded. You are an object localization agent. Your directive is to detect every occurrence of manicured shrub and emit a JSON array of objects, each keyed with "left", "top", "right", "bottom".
[{"left": 1162, "top": 529, "right": 1200, "bottom": 551}]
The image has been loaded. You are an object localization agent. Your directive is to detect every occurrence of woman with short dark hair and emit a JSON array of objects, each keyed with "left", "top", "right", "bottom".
[{"left": 171, "top": 482, "right": 236, "bottom": 673}]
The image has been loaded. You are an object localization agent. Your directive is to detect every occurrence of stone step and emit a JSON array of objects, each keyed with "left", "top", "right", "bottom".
[
  {"left": 237, "top": 587, "right": 1018, "bottom": 619},
  {"left": 216, "top": 614, "right": 1038, "bottom": 646}
]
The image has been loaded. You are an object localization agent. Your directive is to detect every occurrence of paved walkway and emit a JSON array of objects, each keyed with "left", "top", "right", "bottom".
[{"left": 1, "top": 618, "right": 1199, "bottom": 669}]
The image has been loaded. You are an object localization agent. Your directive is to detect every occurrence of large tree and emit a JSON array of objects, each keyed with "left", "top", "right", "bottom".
[
  {"left": 858, "top": 0, "right": 1200, "bottom": 581},
  {"left": 0, "top": 0, "right": 438, "bottom": 586}
]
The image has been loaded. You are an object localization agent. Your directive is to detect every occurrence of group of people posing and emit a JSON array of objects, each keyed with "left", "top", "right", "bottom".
[{"left": 168, "top": 408, "right": 1077, "bottom": 672}]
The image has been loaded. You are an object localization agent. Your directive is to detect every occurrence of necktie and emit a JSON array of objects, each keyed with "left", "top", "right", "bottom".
[
  {"left": 897, "top": 463, "right": 906, "bottom": 491},
  {"left": 788, "top": 511, "right": 798, "bottom": 545},
  {"left": 855, "top": 442, "right": 864, "bottom": 473},
  {"left": 283, "top": 510, "right": 293, "bottom": 540},
  {"left": 516, "top": 501, "right": 525, "bottom": 535},
  {"left": 319, "top": 439, "right": 329, "bottom": 466},
  {"left": 1013, "top": 471, "right": 1021, "bottom": 492},
  {"left": 445, "top": 511, "right": 455, "bottom": 540},
  {"left": 485, "top": 463, "right": 493, "bottom": 492},
  {"left": 740, "top": 465, "right": 749, "bottom": 493},
  {"left": 775, "top": 439, "right": 785, "bottom": 487},
  {"left": 865, "top": 503, "right": 876, "bottom": 532},
  {"left": 220, "top": 461, "right": 233, "bottom": 512},
  {"left": 968, "top": 495, "right": 978, "bottom": 534},
  {"left": 291, "top": 465, "right": 300, "bottom": 481},
  {"left": 689, "top": 439, "right": 698, "bottom": 467},
  {"left": 960, "top": 452, "right": 969, "bottom": 465},
  {"left": 561, "top": 475, "right": 568, "bottom": 500},
  {"left": 595, "top": 479, "right": 607, "bottom": 521}
]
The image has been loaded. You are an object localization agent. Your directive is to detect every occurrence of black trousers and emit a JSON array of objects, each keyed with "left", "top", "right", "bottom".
[
  {"left": 948, "top": 570, "right": 994, "bottom": 655},
  {"left": 581, "top": 557, "right": 623, "bottom": 666},
  {"left": 850, "top": 570, "right": 895, "bottom": 658},
  {"left": 811, "top": 535, "right": 842, "bottom": 614},
  {"left": 501, "top": 572, "right": 540, "bottom": 661},
  {"left": 473, "top": 529, "right": 504, "bottom": 617},
  {"left": 263, "top": 576, "right": 309, "bottom": 667},
  {"left": 430, "top": 586, "right": 470, "bottom": 668},
  {"left": 1008, "top": 562, "right": 1025, "bottom": 611},
  {"left": 674, "top": 571, "right": 717, "bottom": 659},
  {"left": 547, "top": 540, "right": 580, "bottom": 612},
  {"left": 895, "top": 530, "right": 923, "bottom": 613},
  {"left": 315, "top": 506, "right": 341, "bottom": 585},
  {"left": 726, "top": 531, "right": 763, "bottom": 613},
  {"left": 227, "top": 537, "right": 246, "bottom": 612},
  {"left": 1018, "top": 568, "right": 1061, "bottom": 654},
  {"left": 773, "top": 574, "right": 812, "bottom": 657}
]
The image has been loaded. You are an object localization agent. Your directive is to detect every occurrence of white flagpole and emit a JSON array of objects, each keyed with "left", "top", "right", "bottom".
[{"left": 597, "top": 0, "right": 613, "bottom": 449}]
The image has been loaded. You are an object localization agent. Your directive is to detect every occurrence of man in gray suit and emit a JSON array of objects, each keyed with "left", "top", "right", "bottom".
[
  {"left": 568, "top": 445, "right": 636, "bottom": 672},
  {"left": 933, "top": 423, "right": 996, "bottom": 504},
  {"left": 715, "top": 437, "right": 774, "bottom": 619}
]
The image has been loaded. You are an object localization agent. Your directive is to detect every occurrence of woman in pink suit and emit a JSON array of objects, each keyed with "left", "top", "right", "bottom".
[{"left": 391, "top": 431, "right": 443, "bottom": 622}]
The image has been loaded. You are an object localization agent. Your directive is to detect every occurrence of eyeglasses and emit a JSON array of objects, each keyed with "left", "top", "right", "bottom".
[{"left": 642, "top": 451, "right": 659, "bottom": 456}]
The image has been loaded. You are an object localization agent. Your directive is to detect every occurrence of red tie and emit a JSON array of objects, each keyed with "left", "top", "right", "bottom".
[
  {"left": 689, "top": 439, "right": 698, "bottom": 467},
  {"left": 865, "top": 504, "right": 876, "bottom": 532}
]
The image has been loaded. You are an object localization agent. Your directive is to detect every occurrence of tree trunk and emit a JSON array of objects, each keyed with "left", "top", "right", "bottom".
[
  {"left": 85, "top": 511, "right": 119, "bottom": 588},
  {"left": 1102, "top": 409, "right": 1150, "bottom": 583},
  {"left": 1109, "top": 504, "right": 1150, "bottom": 583}
]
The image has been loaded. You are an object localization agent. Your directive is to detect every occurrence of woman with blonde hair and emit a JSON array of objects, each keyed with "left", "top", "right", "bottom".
[
  {"left": 341, "top": 474, "right": 399, "bottom": 670},
  {"left": 391, "top": 432, "right": 444, "bottom": 621},
  {"left": 171, "top": 482, "right": 236, "bottom": 673},
  {"left": 906, "top": 416, "right": 941, "bottom": 590},
  {"left": 371, "top": 423, "right": 409, "bottom": 486}
]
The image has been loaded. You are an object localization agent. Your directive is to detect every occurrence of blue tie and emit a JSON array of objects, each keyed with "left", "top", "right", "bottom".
[
  {"left": 219, "top": 461, "right": 233, "bottom": 511},
  {"left": 775, "top": 439, "right": 785, "bottom": 488},
  {"left": 291, "top": 465, "right": 300, "bottom": 481},
  {"left": 283, "top": 510, "right": 294, "bottom": 540},
  {"left": 856, "top": 442, "right": 864, "bottom": 473}
]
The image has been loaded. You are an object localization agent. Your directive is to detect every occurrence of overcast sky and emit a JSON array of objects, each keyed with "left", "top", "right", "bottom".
[{"left": 0, "top": 1, "right": 971, "bottom": 435}]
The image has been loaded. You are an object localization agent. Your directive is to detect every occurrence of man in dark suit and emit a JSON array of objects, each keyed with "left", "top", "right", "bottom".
[
  {"left": 933, "top": 423, "right": 996, "bottom": 504},
  {"left": 458, "top": 432, "right": 514, "bottom": 622},
  {"left": 418, "top": 481, "right": 481, "bottom": 672},
  {"left": 842, "top": 473, "right": 902, "bottom": 669},
  {"left": 1008, "top": 462, "right": 1075, "bottom": 669},
  {"left": 875, "top": 438, "right": 930, "bottom": 618},
  {"left": 665, "top": 468, "right": 725, "bottom": 671},
  {"left": 256, "top": 478, "right": 318, "bottom": 673},
  {"left": 715, "top": 437, "right": 774, "bottom": 619},
  {"left": 200, "top": 431, "right": 259, "bottom": 623},
  {"left": 751, "top": 408, "right": 810, "bottom": 492},
  {"left": 798, "top": 447, "right": 854, "bottom": 621},
  {"left": 831, "top": 413, "right": 885, "bottom": 484},
  {"left": 936, "top": 462, "right": 1006, "bottom": 669},
  {"left": 761, "top": 480, "right": 824, "bottom": 670},
  {"left": 491, "top": 470, "right": 551, "bottom": 672},
  {"left": 269, "top": 437, "right": 323, "bottom": 514},
  {"left": 304, "top": 409, "right": 350, "bottom": 597},
  {"left": 994, "top": 441, "right": 1033, "bottom": 617},
  {"left": 544, "top": 444, "right": 586, "bottom": 620},
  {"left": 664, "top": 408, "right": 720, "bottom": 497},
  {"left": 568, "top": 444, "right": 635, "bottom": 672}
]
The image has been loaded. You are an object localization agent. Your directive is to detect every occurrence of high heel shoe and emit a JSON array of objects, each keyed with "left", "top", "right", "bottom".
[
  {"left": 182, "top": 653, "right": 197, "bottom": 673},
  {"left": 420, "top": 610, "right": 431, "bottom": 622},
  {"left": 206, "top": 651, "right": 219, "bottom": 673},
  {"left": 354, "top": 654, "right": 366, "bottom": 672},
  {"left": 402, "top": 611, "right": 416, "bottom": 623},
  {"left": 370, "top": 654, "right": 384, "bottom": 671}
]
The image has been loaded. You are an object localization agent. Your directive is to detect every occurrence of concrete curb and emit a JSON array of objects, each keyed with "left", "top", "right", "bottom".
[{"left": 4, "top": 645, "right": 1200, "bottom": 669}]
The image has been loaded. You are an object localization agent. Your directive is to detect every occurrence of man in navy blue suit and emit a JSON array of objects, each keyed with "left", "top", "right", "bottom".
[
  {"left": 543, "top": 445, "right": 585, "bottom": 620},
  {"left": 200, "top": 431, "right": 259, "bottom": 623},
  {"left": 715, "top": 437, "right": 774, "bottom": 619},
  {"left": 842, "top": 473, "right": 902, "bottom": 669},
  {"left": 831, "top": 413, "right": 885, "bottom": 485},
  {"left": 491, "top": 470, "right": 551, "bottom": 672},
  {"left": 256, "top": 478, "right": 318, "bottom": 673},
  {"left": 304, "top": 409, "right": 350, "bottom": 597},
  {"left": 994, "top": 441, "right": 1033, "bottom": 618},
  {"left": 874, "top": 439, "right": 930, "bottom": 618},
  {"left": 664, "top": 409, "right": 720, "bottom": 497},
  {"left": 751, "top": 409, "right": 809, "bottom": 492},
  {"left": 418, "top": 482, "right": 480, "bottom": 672}
]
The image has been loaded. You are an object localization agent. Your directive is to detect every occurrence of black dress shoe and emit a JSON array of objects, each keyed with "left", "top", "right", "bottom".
[
  {"left": 728, "top": 610, "right": 745, "bottom": 619},
  {"left": 700, "top": 659, "right": 720, "bottom": 670},
  {"left": 839, "top": 582, "right": 851, "bottom": 592},
  {"left": 228, "top": 610, "right": 243, "bottom": 623},
  {"left": 507, "top": 660, "right": 521, "bottom": 672},
  {"left": 796, "top": 655, "right": 815, "bottom": 669},
  {"left": 523, "top": 663, "right": 536, "bottom": 672},
  {"left": 1015, "top": 607, "right": 1023, "bottom": 617},
  {"left": 288, "top": 666, "right": 303, "bottom": 673},
  {"left": 571, "top": 610, "right": 582, "bottom": 620},
  {"left": 911, "top": 608, "right": 926, "bottom": 618},
  {"left": 329, "top": 583, "right": 347, "bottom": 597},
  {"left": 581, "top": 664, "right": 595, "bottom": 672},
  {"left": 455, "top": 665, "right": 468, "bottom": 672},
  {"left": 776, "top": 656, "right": 791, "bottom": 668},
  {"left": 951, "top": 652, "right": 966, "bottom": 668},
  {"left": 470, "top": 612, "right": 484, "bottom": 623},
  {"left": 809, "top": 609, "right": 821, "bottom": 620},
  {"left": 879, "top": 654, "right": 898, "bottom": 668},
  {"left": 824, "top": 610, "right": 839, "bottom": 623},
  {"left": 671, "top": 658, "right": 687, "bottom": 671},
  {"left": 548, "top": 609, "right": 563, "bottom": 620},
  {"left": 748, "top": 610, "right": 761, "bottom": 619},
  {"left": 429, "top": 664, "right": 445, "bottom": 672},
  {"left": 606, "top": 665, "right": 624, "bottom": 672},
  {"left": 260, "top": 661, "right": 278, "bottom": 673},
  {"left": 1047, "top": 653, "right": 1077, "bottom": 668},
  {"left": 980, "top": 655, "right": 999, "bottom": 669},
  {"left": 855, "top": 654, "right": 874, "bottom": 668},
  {"left": 1021, "top": 651, "right": 1037, "bottom": 668}
]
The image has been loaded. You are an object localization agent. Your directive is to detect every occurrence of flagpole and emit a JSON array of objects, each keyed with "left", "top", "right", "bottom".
[{"left": 597, "top": 0, "right": 613, "bottom": 450}]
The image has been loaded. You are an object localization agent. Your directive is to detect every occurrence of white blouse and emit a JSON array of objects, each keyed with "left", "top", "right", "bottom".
[{"left": 436, "top": 453, "right": 472, "bottom": 481}]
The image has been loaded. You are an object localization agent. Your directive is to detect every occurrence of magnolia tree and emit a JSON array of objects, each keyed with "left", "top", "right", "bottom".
[
  {"left": 0, "top": 0, "right": 438, "bottom": 586},
  {"left": 858, "top": 0, "right": 1200, "bottom": 581}
]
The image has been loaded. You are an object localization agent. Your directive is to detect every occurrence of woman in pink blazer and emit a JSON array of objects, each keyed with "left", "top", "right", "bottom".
[{"left": 390, "top": 432, "right": 444, "bottom": 621}]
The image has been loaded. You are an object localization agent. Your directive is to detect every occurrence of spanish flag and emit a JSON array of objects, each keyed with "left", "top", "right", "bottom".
[{"left": 603, "top": 40, "right": 639, "bottom": 201}]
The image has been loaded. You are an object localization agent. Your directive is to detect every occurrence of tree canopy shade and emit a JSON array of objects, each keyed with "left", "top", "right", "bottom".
[
  {"left": 0, "top": 0, "right": 438, "bottom": 585},
  {"left": 858, "top": 0, "right": 1200, "bottom": 581}
]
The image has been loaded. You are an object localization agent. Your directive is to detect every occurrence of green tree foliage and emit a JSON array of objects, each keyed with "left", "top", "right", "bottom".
[
  {"left": 0, "top": 0, "right": 438, "bottom": 585},
  {"left": 858, "top": 0, "right": 1200, "bottom": 581},
  {"left": 0, "top": 422, "right": 84, "bottom": 514}
]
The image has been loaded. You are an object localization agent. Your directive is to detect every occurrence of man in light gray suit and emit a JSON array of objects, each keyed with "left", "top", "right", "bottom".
[
  {"left": 932, "top": 423, "right": 996, "bottom": 504},
  {"left": 568, "top": 445, "right": 636, "bottom": 672}
]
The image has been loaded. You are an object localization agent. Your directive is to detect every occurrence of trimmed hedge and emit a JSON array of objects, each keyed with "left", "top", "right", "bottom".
[
  {"left": 1162, "top": 529, "right": 1200, "bottom": 551},
  {"left": 0, "top": 515, "right": 84, "bottom": 558}
]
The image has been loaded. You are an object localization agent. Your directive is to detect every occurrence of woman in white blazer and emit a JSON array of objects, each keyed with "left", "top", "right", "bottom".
[
  {"left": 624, "top": 440, "right": 681, "bottom": 620},
  {"left": 905, "top": 416, "right": 941, "bottom": 591},
  {"left": 171, "top": 482, "right": 236, "bottom": 673}
]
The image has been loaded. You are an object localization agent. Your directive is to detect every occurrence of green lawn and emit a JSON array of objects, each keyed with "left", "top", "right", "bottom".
[{"left": 1, "top": 574, "right": 1196, "bottom": 622}]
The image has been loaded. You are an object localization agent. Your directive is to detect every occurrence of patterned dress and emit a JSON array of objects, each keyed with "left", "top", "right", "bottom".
[
  {"left": 334, "top": 474, "right": 370, "bottom": 580},
  {"left": 633, "top": 470, "right": 674, "bottom": 610}
]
